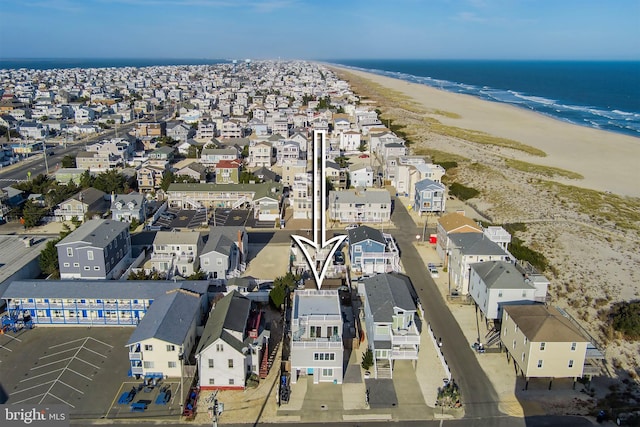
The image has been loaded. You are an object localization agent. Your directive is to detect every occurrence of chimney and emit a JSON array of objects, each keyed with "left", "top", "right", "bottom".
[{"left": 237, "top": 229, "right": 243, "bottom": 262}]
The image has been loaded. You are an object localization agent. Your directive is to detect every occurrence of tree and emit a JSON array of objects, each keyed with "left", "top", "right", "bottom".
[
  {"left": 361, "top": 348, "right": 373, "bottom": 370},
  {"left": 239, "top": 171, "right": 260, "bottom": 184},
  {"left": 269, "top": 272, "right": 300, "bottom": 309},
  {"left": 39, "top": 239, "right": 60, "bottom": 278},
  {"left": 187, "top": 145, "right": 200, "bottom": 159},
  {"left": 79, "top": 170, "right": 94, "bottom": 188},
  {"left": 358, "top": 141, "right": 368, "bottom": 153},
  {"left": 22, "top": 200, "right": 45, "bottom": 228},
  {"left": 325, "top": 176, "right": 335, "bottom": 196},
  {"left": 241, "top": 145, "right": 249, "bottom": 159},
  {"left": 93, "top": 170, "right": 127, "bottom": 194},
  {"left": 334, "top": 156, "right": 351, "bottom": 169},
  {"left": 186, "top": 269, "right": 206, "bottom": 280},
  {"left": 161, "top": 170, "right": 175, "bottom": 192},
  {"left": 61, "top": 155, "right": 76, "bottom": 168}
]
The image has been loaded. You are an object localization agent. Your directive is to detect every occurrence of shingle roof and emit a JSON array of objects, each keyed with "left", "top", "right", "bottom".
[
  {"left": 56, "top": 219, "right": 128, "bottom": 249},
  {"left": 449, "top": 233, "right": 507, "bottom": 257},
  {"left": 438, "top": 213, "right": 482, "bottom": 234},
  {"left": 348, "top": 226, "right": 385, "bottom": 245},
  {"left": 415, "top": 178, "right": 445, "bottom": 192},
  {"left": 201, "top": 226, "right": 242, "bottom": 256},
  {"left": 126, "top": 290, "right": 201, "bottom": 345},
  {"left": 153, "top": 230, "right": 202, "bottom": 246},
  {"left": 504, "top": 305, "right": 588, "bottom": 343},
  {"left": 196, "top": 291, "right": 251, "bottom": 355},
  {"left": 470, "top": 261, "right": 535, "bottom": 290},
  {"left": 329, "top": 189, "right": 391, "bottom": 205},
  {"left": 362, "top": 273, "right": 416, "bottom": 323}
]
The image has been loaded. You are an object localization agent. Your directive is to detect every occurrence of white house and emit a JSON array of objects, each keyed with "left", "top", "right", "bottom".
[
  {"left": 468, "top": 261, "right": 547, "bottom": 321},
  {"left": 349, "top": 165, "right": 374, "bottom": 188},
  {"left": 196, "top": 291, "right": 268, "bottom": 390},
  {"left": 328, "top": 189, "right": 391, "bottom": 224},
  {"left": 290, "top": 289, "right": 343, "bottom": 385},
  {"left": 199, "top": 227, "right": 248, "bottom": 280}
]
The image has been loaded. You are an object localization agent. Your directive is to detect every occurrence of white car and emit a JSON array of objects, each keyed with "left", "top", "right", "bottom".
[{"left": 428, "top": 263, "right": 439, "bottom": 278}]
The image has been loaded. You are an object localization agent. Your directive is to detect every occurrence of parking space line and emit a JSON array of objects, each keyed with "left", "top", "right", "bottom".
[
  {"left": 31, "top": 357, "right": 73, "bottom": 370},
  {"left": 39, "top": 338, "right": 88, "bottom": 404},
  {"left": 67, "top": 367, "right": 93, "bottom": 381},
  {"left": 49, "top": 393, "right": 75, "bottom": 408},
  {"left": 2, "top": 334, "right": 21, "bottom": 342},
  {"left": 21, "top": 368, "right": 64, "bottom": 382},
  {"left": 50, "top": 338, "right": 87, "bottom": 348},
  {"left": 75, "top": 357, "right": 101, "bottom": 370},
  {"left": 11, "top": 392, "right": 46, "bottom": 405},
  {"left": 41, "top": 346, "right": 82, "bottom": 359},
  {"left": 12, "top": 380, "right": 56, "bottom": 395},
  {"left": 81, "top": 346, "right": 108, "bottom": 358},
  {"left": 0, "top": 344, "right": 13, "bottom": 351},
  {"left": 58, "top": 380, "right": 85, "bottom": 394},
  {"left": 86, "top": 337, "right": 113, "bottom": 348}
]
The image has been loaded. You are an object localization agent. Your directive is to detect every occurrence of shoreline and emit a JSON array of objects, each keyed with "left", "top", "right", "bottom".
[{"left": 330, "top": 65, "right": 640, "bottom": 198}]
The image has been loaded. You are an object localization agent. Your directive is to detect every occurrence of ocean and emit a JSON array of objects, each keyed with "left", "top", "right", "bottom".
[{"left": 330, "top": 59, "right": 640, "bottom": 138}]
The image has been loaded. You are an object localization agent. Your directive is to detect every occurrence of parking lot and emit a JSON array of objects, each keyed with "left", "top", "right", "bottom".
[{"left": 0, "top": 326, "right": 184, "bottom": 421}]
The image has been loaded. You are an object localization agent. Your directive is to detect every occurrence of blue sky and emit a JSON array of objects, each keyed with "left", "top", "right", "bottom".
[{"left": 0, "top": 0, "right": 638, "bottom": 60}]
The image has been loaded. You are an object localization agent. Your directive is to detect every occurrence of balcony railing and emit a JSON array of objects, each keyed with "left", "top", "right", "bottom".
[
  {"left": 391, "top": 349, "right": 419, "bottom": 359},
  {"left": 291, "top": 341, "right": 343, "bottom": 349},
  {"left": 129, "top": 352, "right": 142, "bottom": 361}
]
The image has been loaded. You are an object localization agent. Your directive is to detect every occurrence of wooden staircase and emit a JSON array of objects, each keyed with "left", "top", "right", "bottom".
[{"left": 259, "top": 339, "right": 280, "bottom": 379}]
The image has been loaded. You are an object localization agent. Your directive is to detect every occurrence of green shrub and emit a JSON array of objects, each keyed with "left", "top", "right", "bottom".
[
  {"left": 361, "top": 348, "right": 373, "bottom": 370},
  {"left": 507, "top": 237, "right": 549, "bottom": 272},
  {"left": 610, "top": 301, "right": 640, "bottom": 340},
  {"left": 448, "top": 182, "right": 480, "bottom": 201}
]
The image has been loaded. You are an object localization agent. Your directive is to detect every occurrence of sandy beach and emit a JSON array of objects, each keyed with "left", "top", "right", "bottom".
[
  {"left": 329, "top": 66, "right": 640, "bottom": 388},
  {"left": 335, "top": 67, "right": 640, "bottom": 197}
]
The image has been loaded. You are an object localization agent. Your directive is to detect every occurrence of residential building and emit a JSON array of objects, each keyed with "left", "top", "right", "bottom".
[
  {"left": 215, "top": 159, "right": 242, "bottom": 184},
  {"left": 483, "top": 226, "right": 512, "bottom": 252},
  {"left": 248, "top": 141, "right": 273, "bottom": 168},
  {"left": 436, "top": 212, "right": 483, "bottom": 261},
  {"left": 56, "top": 219, "right": 131, "bottom": 280},
  {"left": 200, "top": 147, "right": 239, "bottom": 168},
  {"left": 290, "top": 289, "right": 343, "bottom": 385},
  {"left": 126, "top": 290, "right": 202, "bottom": 378},
  {"left": 136, "top": 164, "right": 166, "bottom": 192},
  {"left": 501, "top": 305, "right": 602, "bottom": 382},
  {"left": 349, "top": 165, "right": 374, "bottom": 188},
  {"left": 358, "top": 274, "right": 420, "bottom": 379},
  {"left": 135, "top": 121, "right": 166, "bottom": 138},
  {"left": 468, "top": 261, "right": 545, "bottom": 321},
  {"left": 328, "top": 189, "right": 391, "bottom": 224},
  {"left": 196, "top": 291, "right": 268, "bottom": 390},
  {"left": 290, "top": 173, "right": 312, "bottom": 220},
  {"left": 338, "top": 130, "right": 361, "bottom": 152},
  {"left": 176, "top": 162, "right": 207, "bottom": 183},
  {"left": 413, "top": 178, "right": 446, "bottom": 215},
  {"left": 220, "top": 120, "right": 243, "bottom": 138},
  {"left": 325, "top": 161, "right": 348, "bottom": 190},
  {"left": 111, "top": 193, "right": 147, "bottom": 223},
  {"left": 149, "top": 230, "right": 204, "bottom": 279},
  {"left": 199, "top": 226, "right": 248, "bottom": 280},
  {"left": 448, "top": 233, "right": 510, "bottom": 295},
  {"left": 166, "top": 121, "right": 194, "bottom": 142},
  {"left": 196, "top": 121, "right": 217, "bottom": 141},
  {"left": 54, "top": 187, "right": 110, "bottom": 222},
  {"left": 275, "top": 140, "right": 300, "bottom": 166},
  {"left": 75, "top": 151, "right": 120, "bottom": 172},
  {"left": 347, "top": 226, "right": 400, "bottom": 275},
  {"left": 281, "top": 159, "right": 307, "bottom": 188}
]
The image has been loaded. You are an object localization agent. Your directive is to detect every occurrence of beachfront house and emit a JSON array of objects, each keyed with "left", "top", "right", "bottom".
[
  {"left": 358, "top": 273, "right": 420, "bottom": 379},
  {"left": 413, "top": 178, "right": 446, "bottom": 215},
  {"left": 435, "top": 212, "right": 483, "bottom": 261},
  {"left": 468, "top": 261, "right": 545, "bottom": 321},
  {"left": 328, "top": 189, "right": 391, "bottom": 224},
  {"left": 290, "top": 289, "right": 343, "bottom": 385},
  {"left": 500, "top": 305, "right": 603, "bottom": 386}
]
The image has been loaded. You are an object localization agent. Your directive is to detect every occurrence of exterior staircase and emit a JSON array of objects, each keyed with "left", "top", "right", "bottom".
[{"left": 259, "top": 339, "right": 280, "bottom": 379}]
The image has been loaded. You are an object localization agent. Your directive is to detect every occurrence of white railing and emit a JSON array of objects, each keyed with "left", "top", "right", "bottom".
[
  {"left": 427, "top": 322, "right": 451, "bottom": 382},
  {"left": 391, "top": 349, "right": 419, "bottom": 359},
  {"left": 291, "top": 341, "right": 343, "bottom": 349}
]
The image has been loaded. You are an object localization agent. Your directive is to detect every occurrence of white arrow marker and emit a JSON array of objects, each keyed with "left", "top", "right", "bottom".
[{"left": 291, "top": 130, "right": 347, "bottom": 290}]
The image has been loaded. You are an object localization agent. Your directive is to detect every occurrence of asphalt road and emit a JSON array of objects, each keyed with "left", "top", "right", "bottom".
[{"left": 390, "top": 201, "right": 503, "bottom": 420}]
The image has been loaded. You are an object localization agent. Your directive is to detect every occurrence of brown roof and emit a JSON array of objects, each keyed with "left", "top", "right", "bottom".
[
  {"left": 504, "top": 305, "right": 588, "bottom": 343},
  {"left": 438, "top": 212, "right": 482, "bottom": 234}
]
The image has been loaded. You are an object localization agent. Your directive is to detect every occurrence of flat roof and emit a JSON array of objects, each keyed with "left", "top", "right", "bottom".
[{"left": 293, "top": 290, "right": 340, "bottom": 319}]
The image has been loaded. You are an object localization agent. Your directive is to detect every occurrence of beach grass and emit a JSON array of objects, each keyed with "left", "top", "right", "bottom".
[
  {"left": 505, "top": 159, "right": 583, "bottom": 179},
  {"left": 539, "top": 181, "right": 640, "bottom": 232},
  {"left": 413, "top": 147, "right": 469, "bottom": 163},
  {"left": 428, "top": 109, "right": 462, "bottom": 119}
]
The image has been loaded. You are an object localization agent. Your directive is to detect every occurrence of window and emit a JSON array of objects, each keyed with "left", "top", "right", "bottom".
[
  {"left": 84, "top": 266, "right": 90, "bottom": 270},
  {"left": 229, "top": 379, "right": 234, "bottom": 385},
  {"left": 322, "top": 368, "right": 333, "bottom": 377},
  {"left": 144, "top": 361, "right": 155, "bottom": 369},
  {"left": 73, "top": 263, "right": 80, "bottom": 267},
  {"left": 216, "top": 344, "right": 223, "bottom": 352},
  {"left": 67, "top": 248, "right": 73, "bottom": 257},
  {"left": 228, "top": 359, "right": 234, "bottom": 368},
  {"left": 87, "top": 250, "right": 94, "bottom": 261},
  {"left": 570, "top": 342, "right": 576, "bottom": 351},
  {"left": 144, "top": 344, "right": 153, "bottom": 351},
  {"left": 498, "top": 290, "right": 503, "bottom": 298},
  {"left": 209, "top": 378, "right": 215, "bottom": 385},
  {"left": 537, "top": 360, "right": 543, "bottom": 368},
  {"left": 168, "top": 361, "right": 177, "bottom": 368},
  {"left": 208, "top": 359, "right": 214, "bottom": 368},
  {"left": 63, "top": 263, "right": 70, "bottom": 267},
  {"left": 522, "top": 290, "right": 527, "bottom": 298},
  {"left": 94, "top": 266, "right": 100, "bottom": 270},
  {"left": 539, "top": 342, "right": 546, "bottom": 351},
  {"left": 568, "top": 359, "right": 574, "bottom": 368},
  {"left": 166, "top": 345, "right": 175, "bottom": 351},
  {"left": 512, "top": 340, "right": 516, "bottom": 349},
  {"left": 521, "top": 352, "right": 525, "bottom": 362}
]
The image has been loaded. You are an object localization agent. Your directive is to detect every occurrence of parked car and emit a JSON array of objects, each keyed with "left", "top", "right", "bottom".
[
  {"left": 333, "top": 251, "right": 345, "bottom": 265},
  {"left": 428, "top": 263, "right": 439, "bottom": 278}
]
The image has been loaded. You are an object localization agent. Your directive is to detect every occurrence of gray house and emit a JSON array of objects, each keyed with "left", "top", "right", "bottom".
[
  {"left": 56, "top": 219, "right": 132, "bottom": 280},
  {"left": 199, "top": 226, "right": 248, "bottom": 280},
  {"left": 166, "top": 121, "right": 195, "bottom": 142},
  {"left": 111, "top": 192, "right": 147, "bottom": 223}
]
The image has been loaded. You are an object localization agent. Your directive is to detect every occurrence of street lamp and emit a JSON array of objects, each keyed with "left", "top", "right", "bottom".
[{"left": 178, "top": 351, "right": 184, "bottom": 410}]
